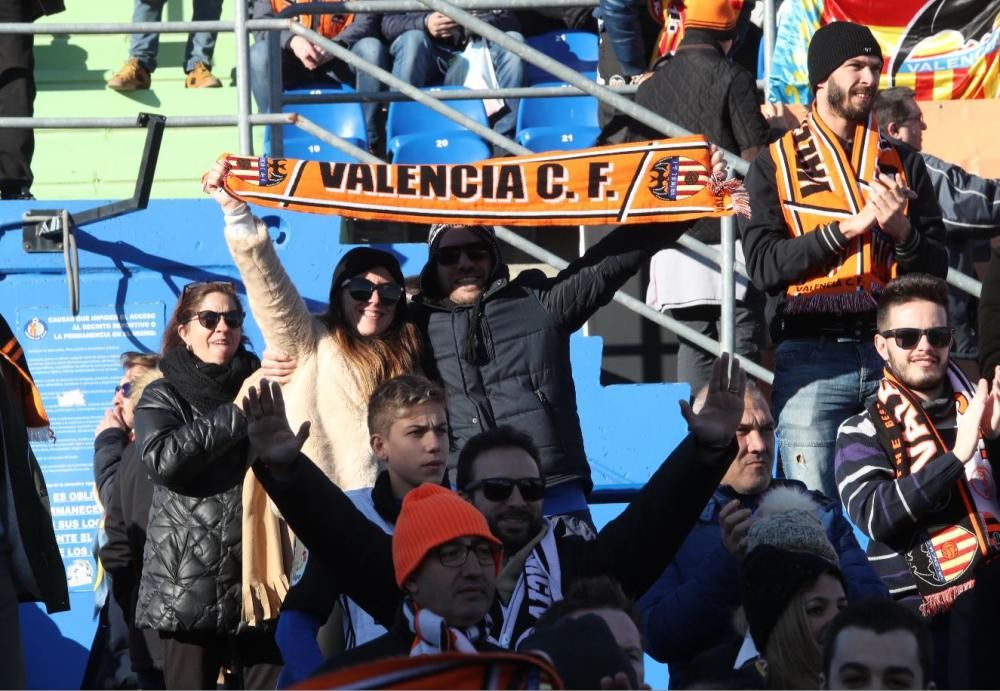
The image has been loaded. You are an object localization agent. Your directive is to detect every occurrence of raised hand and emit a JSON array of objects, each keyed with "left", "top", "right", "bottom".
[
  {"left": 244, "top": 379, "right": 310, "bottom": 469},
  {"left": 955, "top": 378, "right": 988, "bottom": 463},
  {"left": 679, "top": 352, "right": 746, "bottom": 449},
  {"left": 259, "top": 348, "right": 298, "bottom": 385},
  {"left": 95, "top": 407, "right": 127, "bottom": 436},
  {"left": 982, "top": 366, "right": 1000, "bottom": 441},
  {"left": 202, "top": 159, "right": 245, "bottom": 214}
]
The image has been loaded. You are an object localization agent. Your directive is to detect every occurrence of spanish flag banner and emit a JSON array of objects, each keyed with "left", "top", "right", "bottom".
[
  {"left": 769, "top": 0, "right": 1000, "bottom": 104},
  {"left": 221, "top": 136, "right": 749, "bottom": 227}
]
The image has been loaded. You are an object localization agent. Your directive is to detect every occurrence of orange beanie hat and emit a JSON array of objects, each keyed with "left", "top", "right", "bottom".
[
  {"left": 684, "top": 0, "right": 739, "bottom": 33},
  {"left": 392, "top": 483, "right": 502, "bottom": 588}
]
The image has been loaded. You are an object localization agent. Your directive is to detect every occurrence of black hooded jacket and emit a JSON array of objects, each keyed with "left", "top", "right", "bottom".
[{"left": 409, "top": 221, "right": 691, "bottom": 491}]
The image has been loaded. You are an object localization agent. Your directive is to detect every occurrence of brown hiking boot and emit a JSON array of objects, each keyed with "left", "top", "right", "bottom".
[
  {"left": 106, "top": 58, "right": 151, "bottom": 91},
  {"left": 185, "top": 62, "right": 222, "bottom": 88}
]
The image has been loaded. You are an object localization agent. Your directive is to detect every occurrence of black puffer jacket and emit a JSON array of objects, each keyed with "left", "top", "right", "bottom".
[
  {"left": 411, "top": 221, "right": 692, "bottom": 491},
  {"left": 132, "top": 377, "right": 249, "bottom": 634}
]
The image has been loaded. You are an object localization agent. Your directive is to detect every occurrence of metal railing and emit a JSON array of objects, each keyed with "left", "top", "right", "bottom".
[{"left": 0, "top": 2, "right": 985, "bottom": 385}]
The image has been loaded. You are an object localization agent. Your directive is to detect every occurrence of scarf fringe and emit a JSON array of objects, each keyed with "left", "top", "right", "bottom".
[
  {"left": 782, "top": 291, "right": 879, "bottom": 315},
  {"left": 919, "top": 578, "right": 976, "bottom": 618},
  {"left": 28, "top": 426, "right": 54, "bottom": 443},
  {"left": 711, "top": 175, "right": 751, "bottom": 219}
]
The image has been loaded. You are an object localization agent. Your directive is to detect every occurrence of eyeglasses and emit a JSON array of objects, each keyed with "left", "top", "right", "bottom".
[
  {"left": 435, "top": 541, "right": 501, "bottom": 569},
  {"left": 880, "top": 327, "right": 953, "bottom": 349},
  {"left": 341, "top": 277, "right": 403, "bottom": 305},
  {"left": 437, "top": 243, "right": 492, "bottom": 266},
  {"left": 115, "top": 382, "right": 134, "bottom": 397},
  {"left": 463, "top": 477, "right": 545, "bottom": 502},
  {"left": 186, "top": 310, "right": 245, "bottom": 330}
]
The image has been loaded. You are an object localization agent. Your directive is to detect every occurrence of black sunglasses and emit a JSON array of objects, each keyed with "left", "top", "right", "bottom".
[
  {"left": 115, "top": 382, "right": 134, "bottom": 397},
  {"left": 186, "top": 310, "right": 245, "bottom": 330},
  {"left": 437, "top": 243, "right": 492, "bottom": 266},
  {"left": 880, "top": 326, "right": 953, "bottom": 349},
  {"left": 341, "top": 277, "right": 403, "bottom": 305},
  {"left": 182, "top": 280, "right": 235, "bottom": 296},
  {"left": 464, "top": 477, "right": 545, "bottom": 502}
]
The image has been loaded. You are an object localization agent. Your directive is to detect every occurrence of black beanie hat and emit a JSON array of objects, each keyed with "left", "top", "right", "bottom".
[
  {"left": 739, "top": 545, "right": 844, "bottom": 652},
  {"left": 519, "top": 614, "right": 639, "bottom": 689},
  {"left": 328, "top": 246, "right": 406, "bottom": 307},
  {"left": 807, "top": 21, "right": 882, "bottom": 91}
]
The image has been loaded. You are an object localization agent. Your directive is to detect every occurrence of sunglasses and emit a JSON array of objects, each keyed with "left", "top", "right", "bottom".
[
  {"left": 182, "top": 280, "right": 235, "bottom": 296},
  {"left": 464, "top": 477, "right": 545, "bottom": 502},
  {"left": 437, "top": 243, "right": 492, "bottom": 266},
  {"left": 115, "top": 382, "right": 134, "bottom": 397},
  {"left": 341, "top": 277, "right": 403, "bottom": 305},
  {"left": 880, "top": 327, "right": 953, "bottom": 349},
  {"left": 186, "top": 310, "right": 245, "bottom": 330}
]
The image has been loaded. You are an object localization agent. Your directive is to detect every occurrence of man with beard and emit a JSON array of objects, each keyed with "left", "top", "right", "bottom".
[
  {"left": 639, "top": 381, "right": 886, "bottom": 689},
  {"left": 409, "top": 215, "right": 709, "bottom": 535},
  {"left": 834, "top": 273, "right": 1000, "bottom": 687},
  {"left": 244, "top": 353, "right": 747, "bottom": 659},
  {"left": 739, "top": 21, "right": 947, "bottom": 501}
]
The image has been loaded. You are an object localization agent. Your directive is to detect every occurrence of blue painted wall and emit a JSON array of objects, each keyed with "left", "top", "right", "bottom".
[{"left": 1, "top": 198, "right": 689, "bottom": 689}]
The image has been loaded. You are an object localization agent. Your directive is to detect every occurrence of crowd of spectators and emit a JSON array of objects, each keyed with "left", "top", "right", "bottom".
[{"left": 5, "top": 0, "right": 1000, "bottom": 690}]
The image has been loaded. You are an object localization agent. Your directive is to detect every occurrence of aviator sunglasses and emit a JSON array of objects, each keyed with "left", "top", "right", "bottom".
[
  {"left": 880, "top": 327, "right": 953, "bottom": 349},
  {"left": 341, "top": 277, "right": 403, "bottom": 305},
  {"left": 437, "top": 243, "right": 492, "bottom": 266},
  {"left": 186, "top": 310, "right": 245, "bottom": 330},
  {"left": 464, "top": 477, "right": 545, "bottom": 502},
  {"left": 114, "top": 381, "right": 134, "bottom": 397}
]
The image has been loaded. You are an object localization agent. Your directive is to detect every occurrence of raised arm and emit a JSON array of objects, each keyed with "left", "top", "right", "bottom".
[
  {"left": 245, "top": 380, "right": 401, "bottom": 626},
  {"left": 204, "top": 160, "right": 319, "bottom": 359},
  {"left": 567, "top": 355, "right": 744, "bottom": 597}
]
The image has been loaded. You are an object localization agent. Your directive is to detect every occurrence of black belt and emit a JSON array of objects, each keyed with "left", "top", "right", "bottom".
[{"left": 777, "top": 314, "right": 877, "bottom": 342}]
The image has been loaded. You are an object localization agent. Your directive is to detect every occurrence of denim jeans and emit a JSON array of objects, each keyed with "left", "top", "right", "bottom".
[
  {"left": 771, "top": 338, "right": 885, "bottom": 500},
  {"left": 130, "top": 0, "right": 223, "bottom": 73},
  {"left": 249, "top": 36, "right": 390, "bottom": 146},
  {"left": 389, "top": 29, "right": 524, "bottom": 139}
]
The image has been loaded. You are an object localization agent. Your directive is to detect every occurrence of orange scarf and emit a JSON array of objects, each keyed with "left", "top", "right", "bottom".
[
  {"left": 220, "top": 136, "right": 749, "bottom": 227},
  {"left": 0, "top": 314, "right": 52, "bottom": 441},
  {"left": 771, "top": 109, "right": 906, "bottom": 314}
]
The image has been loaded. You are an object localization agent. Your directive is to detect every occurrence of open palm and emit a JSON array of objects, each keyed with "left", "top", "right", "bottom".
[{"left": 244, "top": 379, "right": 310, "bottom": 466}]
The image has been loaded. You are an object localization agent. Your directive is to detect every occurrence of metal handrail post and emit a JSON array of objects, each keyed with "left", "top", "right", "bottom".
[
  {"left": 411, "top": 0, "right": 750, "bottom": 176},
  {"left": 234, "top": 0, "right": 253, "bottom": 154},
  {"left": 677, "top": 235, "right": 749, "bottom": 279},
  {"left": 267, "top": 29, "right": 286, "bottom": 155},
  {"left": 287, "top": 23, "right": 532, "bottom": 156},
  {"left": 762, "top": 0, "right": 775, "bottom": 94},
  {"left": 719, "top": 215, "right": 736, "bottom": 356},
  {"left": 948, "top": 267, "right": 982, "bottom": 298}
]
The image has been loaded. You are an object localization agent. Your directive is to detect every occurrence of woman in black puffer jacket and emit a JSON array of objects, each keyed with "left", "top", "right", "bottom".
[{"left": 133, "top": 281, "right": 268, "bottom": 689}]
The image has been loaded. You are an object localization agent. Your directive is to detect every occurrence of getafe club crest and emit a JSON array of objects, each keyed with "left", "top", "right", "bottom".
[
  {"left": 24, "top": 317, "right": 47, "bottom": 341},
  {"left": 648, "top": 156, "right": 711, "bottom": 202}
]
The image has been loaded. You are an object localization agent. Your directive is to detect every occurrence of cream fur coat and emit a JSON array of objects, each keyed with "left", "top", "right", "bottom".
[{"left": 224, "top": 207, "right": 378, "bottom": 491}]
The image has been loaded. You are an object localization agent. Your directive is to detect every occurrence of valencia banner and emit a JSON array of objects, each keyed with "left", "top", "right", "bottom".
[
  {"left": 768, "top": 0, "right": 1000, "bottom": 104},
  {"left": 220, "top": 137, "right": 749, "bottom": 227}
]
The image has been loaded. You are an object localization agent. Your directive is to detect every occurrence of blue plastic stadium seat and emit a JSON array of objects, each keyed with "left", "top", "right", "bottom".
[
  {"left": 515, "top": 82, "right": 599, "bottom": 152},
  {"left": 264, "top": 83, "right": 367, "bottom": 162},
  {"left": 524, "top": 30, "right": 599, "bottom": 85},
  {"left": 386, "top": 86, "right": 489, "bottom": 152},
  {"left": 390, "top": 131, "right": 492, "bottom": 164}
]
